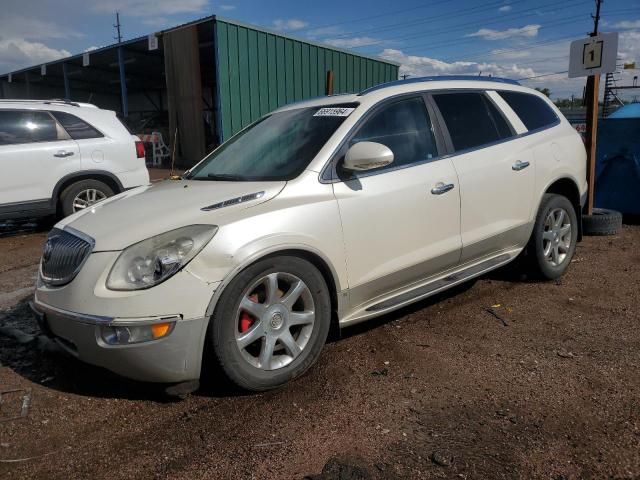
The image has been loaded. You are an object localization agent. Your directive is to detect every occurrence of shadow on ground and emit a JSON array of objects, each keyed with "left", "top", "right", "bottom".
[{"left": 0, "top": 260, "right": 537, "bottom": 405}]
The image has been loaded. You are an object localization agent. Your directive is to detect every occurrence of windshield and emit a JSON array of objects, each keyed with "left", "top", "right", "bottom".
[{"left": 186, "top": 103, "right": 358, "bottom": 181}]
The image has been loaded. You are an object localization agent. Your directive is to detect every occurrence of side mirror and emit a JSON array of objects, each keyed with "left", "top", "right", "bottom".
[{"left": 342, "top": 141, "right": 394, "bottom": 172}]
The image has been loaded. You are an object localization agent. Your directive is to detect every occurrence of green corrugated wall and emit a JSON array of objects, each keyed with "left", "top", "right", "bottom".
[{"left": 215, "top": 18, "right": 399, "bottom": 141}]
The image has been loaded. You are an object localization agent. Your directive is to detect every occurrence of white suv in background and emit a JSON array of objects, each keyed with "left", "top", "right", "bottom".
[
  {"left": 33, "top": 77, "right": 587, "bottom": 393},
  {"left": 0, "top": 100, "right": 149, "bottom": 220}
]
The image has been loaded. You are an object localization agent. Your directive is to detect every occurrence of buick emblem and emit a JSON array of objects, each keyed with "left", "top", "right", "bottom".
[{"left": 42, "top": 240, "right": 53, "bottom": 263}]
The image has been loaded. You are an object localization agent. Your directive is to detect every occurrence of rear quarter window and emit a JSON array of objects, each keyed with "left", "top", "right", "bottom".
[
  {"left": 432, "top": 92, "right": 513, "bottom": 152},
  {"left": 51, "top": 111, "right": 103, "bottom": 140},
  {"left": 497, "top": 91, "right": 559, "bottom": 131}
]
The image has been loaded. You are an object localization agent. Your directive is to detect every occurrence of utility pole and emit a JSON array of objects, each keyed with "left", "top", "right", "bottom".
[
  {"left": 401, "top": 74, "right": 410, "bottom": 80},
  {"left": 114, "top": 12, "right": 123, "bottom": 43},
  {"left": 584, "top": 0, "right": 602, "bottom": 215}
]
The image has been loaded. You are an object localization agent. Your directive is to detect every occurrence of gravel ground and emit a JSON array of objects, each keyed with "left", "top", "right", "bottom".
[{"left": 0, "top": 225, "right": 639, "bottom": 479}]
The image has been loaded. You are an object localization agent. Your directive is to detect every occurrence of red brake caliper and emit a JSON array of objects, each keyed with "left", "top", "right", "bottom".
[
  {"left": 239, "top": 312, "right": 254, "bottom": 333},
  {"left": 239, "top": 294, "right": 259, "bottom": 333}
]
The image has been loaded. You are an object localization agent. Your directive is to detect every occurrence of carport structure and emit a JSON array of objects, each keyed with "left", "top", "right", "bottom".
[{"left": 0, "top": 16, "right": 399, "bottom": 167}]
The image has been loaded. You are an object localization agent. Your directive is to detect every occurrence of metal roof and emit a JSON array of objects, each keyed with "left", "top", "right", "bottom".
[
  {"left": 213, "top": 16, "right": 400, "bottom": 67},
  {"left": 1, "top": 15, "right": 398, "bottom": 79},
  {"left": 358, "top": 75, "right": 521, "bottom": 95}
]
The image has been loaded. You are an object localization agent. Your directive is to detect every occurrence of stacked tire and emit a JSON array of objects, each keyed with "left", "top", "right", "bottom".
[{"left": 582, "top": 208, "right": 622, "bottom": 236}]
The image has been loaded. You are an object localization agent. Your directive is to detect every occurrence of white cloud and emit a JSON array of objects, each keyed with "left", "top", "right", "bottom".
[
  {"left": 0, "top": 15, "right": 83, "bottom": 41},
  {"left": 306, "top": 26, "right": 344, "bottom": 38},
  {"left": 467, "top": 24, "right": 540, "bottom": 40},
  {"left": 0, "top": 37, "right": 70, "bottom": 73},
  {"left": 142, "top": 16, "right": 170, "bottom": 28},
  {"left": 612, "top": 20, "right": 640, "bottom": 29},
  {"left": 379, "top": 48, "right": 536, "bottom": 79},
  {"left": 490, "top": 49, "right": 530, "bottom": 60},
  {"left": 220, "top": 4, "right": 236, "bottom": 11},
  {"left": 272, "top": 19, "right": 308, "bottom": 31},
  {"left": 619, "top": 30, "right": 640, "bottom": 62},
  {"left": 91, "top": 0, "right": 208, "bottom": 16},
  {"left": 498, "top": 5, "right": 512, "bottom": 12},
  {"left": 324, "top": 36, "right": 382, "bottom": 48},
  {"left": 380, "top": 43, "right": 587, "bottom": 99}
]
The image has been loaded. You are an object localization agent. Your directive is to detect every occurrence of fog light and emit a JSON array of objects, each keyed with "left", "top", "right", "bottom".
[{"left": 100, "top": 322, "right": 175, "bottom": 345}]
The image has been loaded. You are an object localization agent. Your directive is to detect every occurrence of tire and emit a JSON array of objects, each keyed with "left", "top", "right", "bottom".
[
  {"left": 59, "top": 179, "right": 114, "bottom": 217},
  {"left": 582, "top": 208, "right": 622, "bottom": 236},
  {"left": 526, "top": 193, "right": 579, "bottom": 280},
  {"left": 208, "top": 256, "right": 331, "bottom": 391}
]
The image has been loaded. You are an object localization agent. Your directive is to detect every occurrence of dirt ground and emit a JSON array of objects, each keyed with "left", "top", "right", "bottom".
[{"left": 0, "top": 222, "right": 639, "bottom": 479}]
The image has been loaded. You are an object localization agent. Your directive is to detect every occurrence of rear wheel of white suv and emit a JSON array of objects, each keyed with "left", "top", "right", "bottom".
[
  {"left": 209, "top": 256, "right": 331, "bottom": 391},
  {"left": 60, "top": 179, "right": 114, "bottom": 217},
  {"left": 526, "top": 193, "right": 578, "bottom": 280}
]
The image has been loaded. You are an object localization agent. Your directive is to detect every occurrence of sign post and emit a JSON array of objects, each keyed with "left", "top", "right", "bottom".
[{"left": 569, "top": 14, "right": 618, "bottom": 214}]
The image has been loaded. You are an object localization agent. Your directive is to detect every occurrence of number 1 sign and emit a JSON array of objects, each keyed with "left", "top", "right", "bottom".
[{"left": 569, "top": 32, "right": 618, "bottom": 78}]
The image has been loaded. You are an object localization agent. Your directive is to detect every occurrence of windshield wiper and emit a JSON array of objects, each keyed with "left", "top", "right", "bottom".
[{"left": 203, "top": 173, "right": 248, "bottom": 181}]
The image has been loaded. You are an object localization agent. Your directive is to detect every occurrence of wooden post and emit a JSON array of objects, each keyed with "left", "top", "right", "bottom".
[
  {"left": 326, "top": 70, "right": 334, "bottom": 96},
  {"left": 584, "top": 74, "right": 600, "bottom": 215}
]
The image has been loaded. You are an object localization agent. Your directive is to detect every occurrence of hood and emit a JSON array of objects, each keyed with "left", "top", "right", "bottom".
[{"left": 58, "top": 179, "right": 286, "bottom": 251}]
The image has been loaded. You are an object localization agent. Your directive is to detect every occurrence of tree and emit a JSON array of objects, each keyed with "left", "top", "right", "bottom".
[
  {"left": 555, "top": 97, "right": 584, "bottom": 108},
  {"left": 535, "top": 87, "right": 551, "bottom": 97}
]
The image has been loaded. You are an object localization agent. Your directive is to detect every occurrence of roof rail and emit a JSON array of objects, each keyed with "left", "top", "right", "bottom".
[
  {"left": 0, "top": 99, "right": 94, "bottom": 108},
  {"left": 43, "top": 99, "right": 81, "bottom": 107},
  {"left": 358, "top": 75, "right": 521, "bottom": 95}
]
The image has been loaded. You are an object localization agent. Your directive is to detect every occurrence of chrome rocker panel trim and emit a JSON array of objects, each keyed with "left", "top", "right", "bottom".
[{"left": 339, "top": 247, "right": 521, "bottom": 327}]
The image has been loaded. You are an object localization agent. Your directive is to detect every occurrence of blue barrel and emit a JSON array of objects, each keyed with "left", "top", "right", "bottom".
[{"left": 595, "top": 114, "right": 640, "bottom": 214}]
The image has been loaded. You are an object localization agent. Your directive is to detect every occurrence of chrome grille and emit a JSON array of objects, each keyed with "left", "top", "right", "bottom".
[{"left": 40, "top": 228, "right": 94, "bottom": 286}]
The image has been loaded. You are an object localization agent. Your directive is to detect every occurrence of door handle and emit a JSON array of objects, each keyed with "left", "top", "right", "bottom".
[
  {"left": 431, "top": 182, "right": 455, "bottom": 195},
  {"left": 54, "top": 151, "right": 74, "bottom": 158},
  {"left": 512, "top": 160, "right": 530, "bottom": 171}
]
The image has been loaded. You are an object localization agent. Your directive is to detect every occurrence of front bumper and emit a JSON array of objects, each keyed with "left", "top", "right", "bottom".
[{"left": 31, "top": 300, "right": 208, "bottom": 383}]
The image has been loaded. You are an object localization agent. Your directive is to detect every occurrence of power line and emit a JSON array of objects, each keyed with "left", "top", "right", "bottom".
[
  {"left": 398, "top": 13, "right": 639, "bottom": 65},
  {"left": 323, "top": 0, "right": 529, "bottom": 40},
  {"left": 517, "top": 71, "right": 569, "bottom": 80},
  {"left": 295, "top": 0, "right": 455, "bottom": 35},
  {"left": 348, "top": 3, "right": 634, "bottom": 53},
  {"left": 317, "top": 0, "right": 594, "bottom": 57}
]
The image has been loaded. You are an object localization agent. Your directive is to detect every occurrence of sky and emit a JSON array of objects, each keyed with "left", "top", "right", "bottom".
[{"left": 1, "top": 0, "right": 640, "bottom": 100}]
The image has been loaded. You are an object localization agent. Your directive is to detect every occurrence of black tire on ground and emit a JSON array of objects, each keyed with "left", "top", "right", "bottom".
[
  {"left": 59, "top": 179, "right": 114, "bottom": 218},
  {"left": 526, "top": 193, "right": 579, "bottom": 280},
  {"left": 208, "top": 256, "right": 331, "bottom": 391},
  {"left": 582, "top": 208, "right": 622, "bottom": 236}
]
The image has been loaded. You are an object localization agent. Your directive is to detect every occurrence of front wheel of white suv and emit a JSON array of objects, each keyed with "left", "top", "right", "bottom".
[
  {"left": 208, "top": 256, "right": 331, "bottom": 391},
  {"left": 526, "top": 193, "right": 578, "bottom": 280},
  {"left": 60, "top": 179, "right": 115, "bottom": 217}
]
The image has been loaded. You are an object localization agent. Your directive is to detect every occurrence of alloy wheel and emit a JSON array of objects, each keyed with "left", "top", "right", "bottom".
[
  {"left": 72, "top": 188, "right": 107, "bottom": 212},
  {"left": 542, "top": 207, "right": 572, "bottom": 266},
  {"left": 235, "top": 272, "right": 316, "bottom": 370}
]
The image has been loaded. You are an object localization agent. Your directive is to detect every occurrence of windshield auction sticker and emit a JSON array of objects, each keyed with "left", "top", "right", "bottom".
[{"left": 314, "top": 107, "right": 355, "bottom": 117}]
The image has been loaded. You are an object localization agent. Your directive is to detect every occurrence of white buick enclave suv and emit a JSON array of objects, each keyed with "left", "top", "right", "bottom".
[
  {"left": 32, "top": 77, "right": 587, "bottom": 392},
  {"left": 0, "top": 99, "right": 149, "bottom": 220}
]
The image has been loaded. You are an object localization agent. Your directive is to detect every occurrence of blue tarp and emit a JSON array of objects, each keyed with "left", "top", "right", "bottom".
[
  {"left": 595, "top": 118, "right": 640, "bottom": 214},
  {"left": 607, "top": 103, "right": 640, "bottom": 119}
]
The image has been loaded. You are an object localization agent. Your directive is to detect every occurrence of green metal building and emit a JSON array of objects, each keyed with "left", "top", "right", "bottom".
[
  {"left": 0, "top": 16, "right": 399, "bottom": 166},
  {"left": 214, "top": 18, "right": 399, "bottom": 141}
]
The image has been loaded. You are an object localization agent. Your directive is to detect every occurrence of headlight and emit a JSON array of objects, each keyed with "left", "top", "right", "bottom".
[
  {"left": 106, "top": 225, "right": 217, "bottom": 291},
  {"left": 100, "top": 321, "right": 176, "bottom": 345}
]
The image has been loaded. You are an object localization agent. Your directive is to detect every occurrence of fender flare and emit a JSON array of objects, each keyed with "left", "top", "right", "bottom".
[
  {"left": 202, "top": 243, "right": 344, "bottom": 319},
  {"left": 50, "top": 170, "right": 125, "bottom": 207}
]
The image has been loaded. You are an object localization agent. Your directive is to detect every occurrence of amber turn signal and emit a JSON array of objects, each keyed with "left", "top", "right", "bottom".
[{"left": 151, "top": 322, "right": 173, "bottom": 339}]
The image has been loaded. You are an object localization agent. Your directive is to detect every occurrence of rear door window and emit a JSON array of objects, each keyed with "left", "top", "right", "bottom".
[
  {"left": 351, "top": 96, "right": 439, "bottom": 171},
  {"left": 432, "top": 92, "right": 513, "bottom": 152},
  {"left": 51, "top": 111, "right": 103, "bottom": 139},
  {"left": 0, "top": 110, "right": 64, "bottom": 145},
  {"left": 497, "top": 91, "right": 559, "bottom": 131}
]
